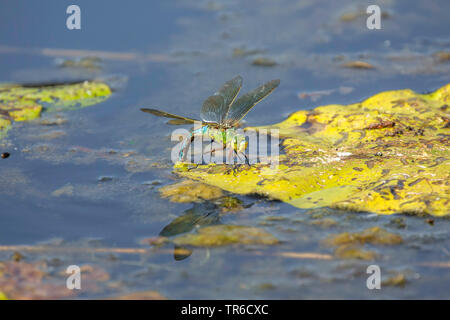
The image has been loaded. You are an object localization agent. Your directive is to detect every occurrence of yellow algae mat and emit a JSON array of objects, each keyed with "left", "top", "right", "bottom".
[
  {"left": 0, "top": 81, "right": 111, "bottom": 138},
  {"left": 175, "top": 84, "right": 450, "bottom": 216}
]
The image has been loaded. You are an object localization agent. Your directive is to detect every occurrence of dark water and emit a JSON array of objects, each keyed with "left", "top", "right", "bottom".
[{"left": 0, "top": 0, "right": 449, "bottom": 299}]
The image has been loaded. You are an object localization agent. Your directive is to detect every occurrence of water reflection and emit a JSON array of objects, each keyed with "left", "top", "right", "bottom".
[{"left": 159, "top": 202, "right": 221, "bottom": 261}]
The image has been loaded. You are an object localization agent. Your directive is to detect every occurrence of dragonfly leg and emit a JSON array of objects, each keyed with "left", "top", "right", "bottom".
[
  {"left": 204, "top": 144, "right": 226, "bottom": 164},
  {"left": 243, "top": 153, "right": 250, "bottom": 166},
  {"left": 234, "top": 149, "right": 249, "bottom": 165},
  {"left": 179, "top": 132, "right": 194, "bottom": 162},
  {"left": 203, "top": 138, "right": 216, "bottom": 155},
  {"left": 209, "top": 139, "right": 217, "bottom": 157},
  {"left": 203, "top": 147, "right": 222, "bottom": 155},
  {"left": 231, "top": 151, "right": 250, "bottom": 173}
]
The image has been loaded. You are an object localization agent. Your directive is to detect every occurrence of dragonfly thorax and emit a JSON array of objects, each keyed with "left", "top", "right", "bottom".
[{"left": 195, "top": 126, "right": 247, "bottom": 152}]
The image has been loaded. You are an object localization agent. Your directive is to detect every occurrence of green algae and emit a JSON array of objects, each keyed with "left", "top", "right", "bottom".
[
  {"left": 175, "top": 84, "right": 450, "bottom": 216},
  {"left": 0, "top": 81, "right": 111, "bottom": 137},
  {"left": 324, "top": 227, "right": 403, "bottom": 246},
  {"left": 173, "top": 225, "right": 279, "bottom": 247}
]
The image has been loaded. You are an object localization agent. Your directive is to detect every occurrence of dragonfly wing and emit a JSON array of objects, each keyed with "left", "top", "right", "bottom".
[
  {"left": 200, "top": 95, "right": 225, "bottom": 124},
  {"left": 140, "top": 108, "right": 199, "bottom": 125},
  {"left": 200, "top": 75, "right": 243, "bottom": 124},
  {"left": 224, "top": 79, "right": 280, "bottom": 126},
  {"left": 218, "top": 75, "right": 243, "bottom": 115},
  {"left": 167, "top": 119, "right": 197, "bottom": 125}
]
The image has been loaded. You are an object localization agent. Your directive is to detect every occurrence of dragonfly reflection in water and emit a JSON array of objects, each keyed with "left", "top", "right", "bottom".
[{"left": 141, "top": 76, "right": 280, "bottom": 164}]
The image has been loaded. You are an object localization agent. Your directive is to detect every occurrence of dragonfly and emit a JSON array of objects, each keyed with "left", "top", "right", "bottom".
[{"left": 141, "top": 76, "right": 280, "bottom": 164}]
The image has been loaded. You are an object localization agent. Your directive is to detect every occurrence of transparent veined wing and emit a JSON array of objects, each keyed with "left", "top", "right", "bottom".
[
  {"left": 200, "top": 75, "right": 243, "bottom": 124},
  {"left": 167, "top": 119, "right": 197, "bottom": 125},
  {"left": 219, "top": 75, "right": 243, "bottom": 114},
  {"left": 200, "top": 95, "right": 225, "bottom": 125},
  {"left": 140, "top": 108, "right": 199, "bottom": 125},
  {"left": 224, "top": 79, "right": 280, "bottom": 127}
]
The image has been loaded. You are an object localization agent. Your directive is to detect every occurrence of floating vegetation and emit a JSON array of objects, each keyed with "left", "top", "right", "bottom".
[
  {"left": 333, "top": 245, "right": 377, "bottom": 260},
  {"left": 324, "top": 227, "right": 402, "bottom": 260},
  {"left": 339, "top": 8, "right": 390, "bottom": 23},
  {"left": 159, "top": 180, "right": 224, "bottom": 203},
  {"left": 0, "top": 260, "right": 75, "bottom": 299},
  {"left": 0, "top": 81, "right": 112, "bottom": 137},
  {"left": 342, "top": 60, "right": 375, "bottom": 69},
  {"left": 382, "top": 273, "right": 407, "bottom": 287},
  {"left": 57, "top": 56, "right": 102, "bottom": 71},
  {"left": 109, "top": 291, "right": 166, "bottom": 300},
  {"left": 176, "top": 84, "right": 450, "bottom": 216},
  {"left": 433, "top": 51, "right": 450, "bottom": 63},
  {"left": 216, "top": 196, "right": 244, "bottom": 213},
  {"left": 310, "top": 218, "right": 338, "bottom": 228},
  {"left": 37, "top": 115, "right": 67, "bottom": 126},
  {"left": 173, "top": 225, "right": 279, "bottom": 247},
  {"left": 324, "top": 227, "right": 403, "bottom": 246},
  {"left": 252, "top": 57, "right": 277, "bottom": 67},
  {"left": 51, "top": 184, "right": 74, "bottom": 197},
  {"left": 232, "top": 47, "right": 265, "bottom": 57}
]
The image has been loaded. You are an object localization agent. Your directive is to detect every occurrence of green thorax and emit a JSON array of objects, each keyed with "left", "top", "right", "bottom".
[{"left": 194, "top": 125, "right": 243, "bottom": 147}]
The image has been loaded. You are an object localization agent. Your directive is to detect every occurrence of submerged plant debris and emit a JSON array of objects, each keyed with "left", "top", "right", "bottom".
[
  {"left": 342, "top": 60, "right": 375, "bottom": 69},
  {"left": 175, "top": 84, "right": 450, "bottom": 216},
  {"left": 0, "top": 81, "right": 111, "bottom": 138},
  {"left": 173, "top": 225, "right": 279, "bottom": 247},
  {"left": 382, "top": 273, "right": 408, "bottom": 287},
  {"left": 252, "top": 57, "right": 277, "bottom": 67},
  {"left": 0, "top": 260, "right": 73, "bottom": 299},
  {"left": 57, "top": 56, "right": 103, "bottom": 71},
  {"left": 333, "top": 245, "right": 377, "bottom": 260},
  {"left": 324, "top": 227, "right": 403, "bottom": 247},
  {"left": 159, "top": 180, "right": 224, "bottom": 203},
  {"left": 323, "top": 227, "right": 403, "bottom": 260},
  {"left": 109, "top": 291, "right": 166, "bottom": 300}
]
